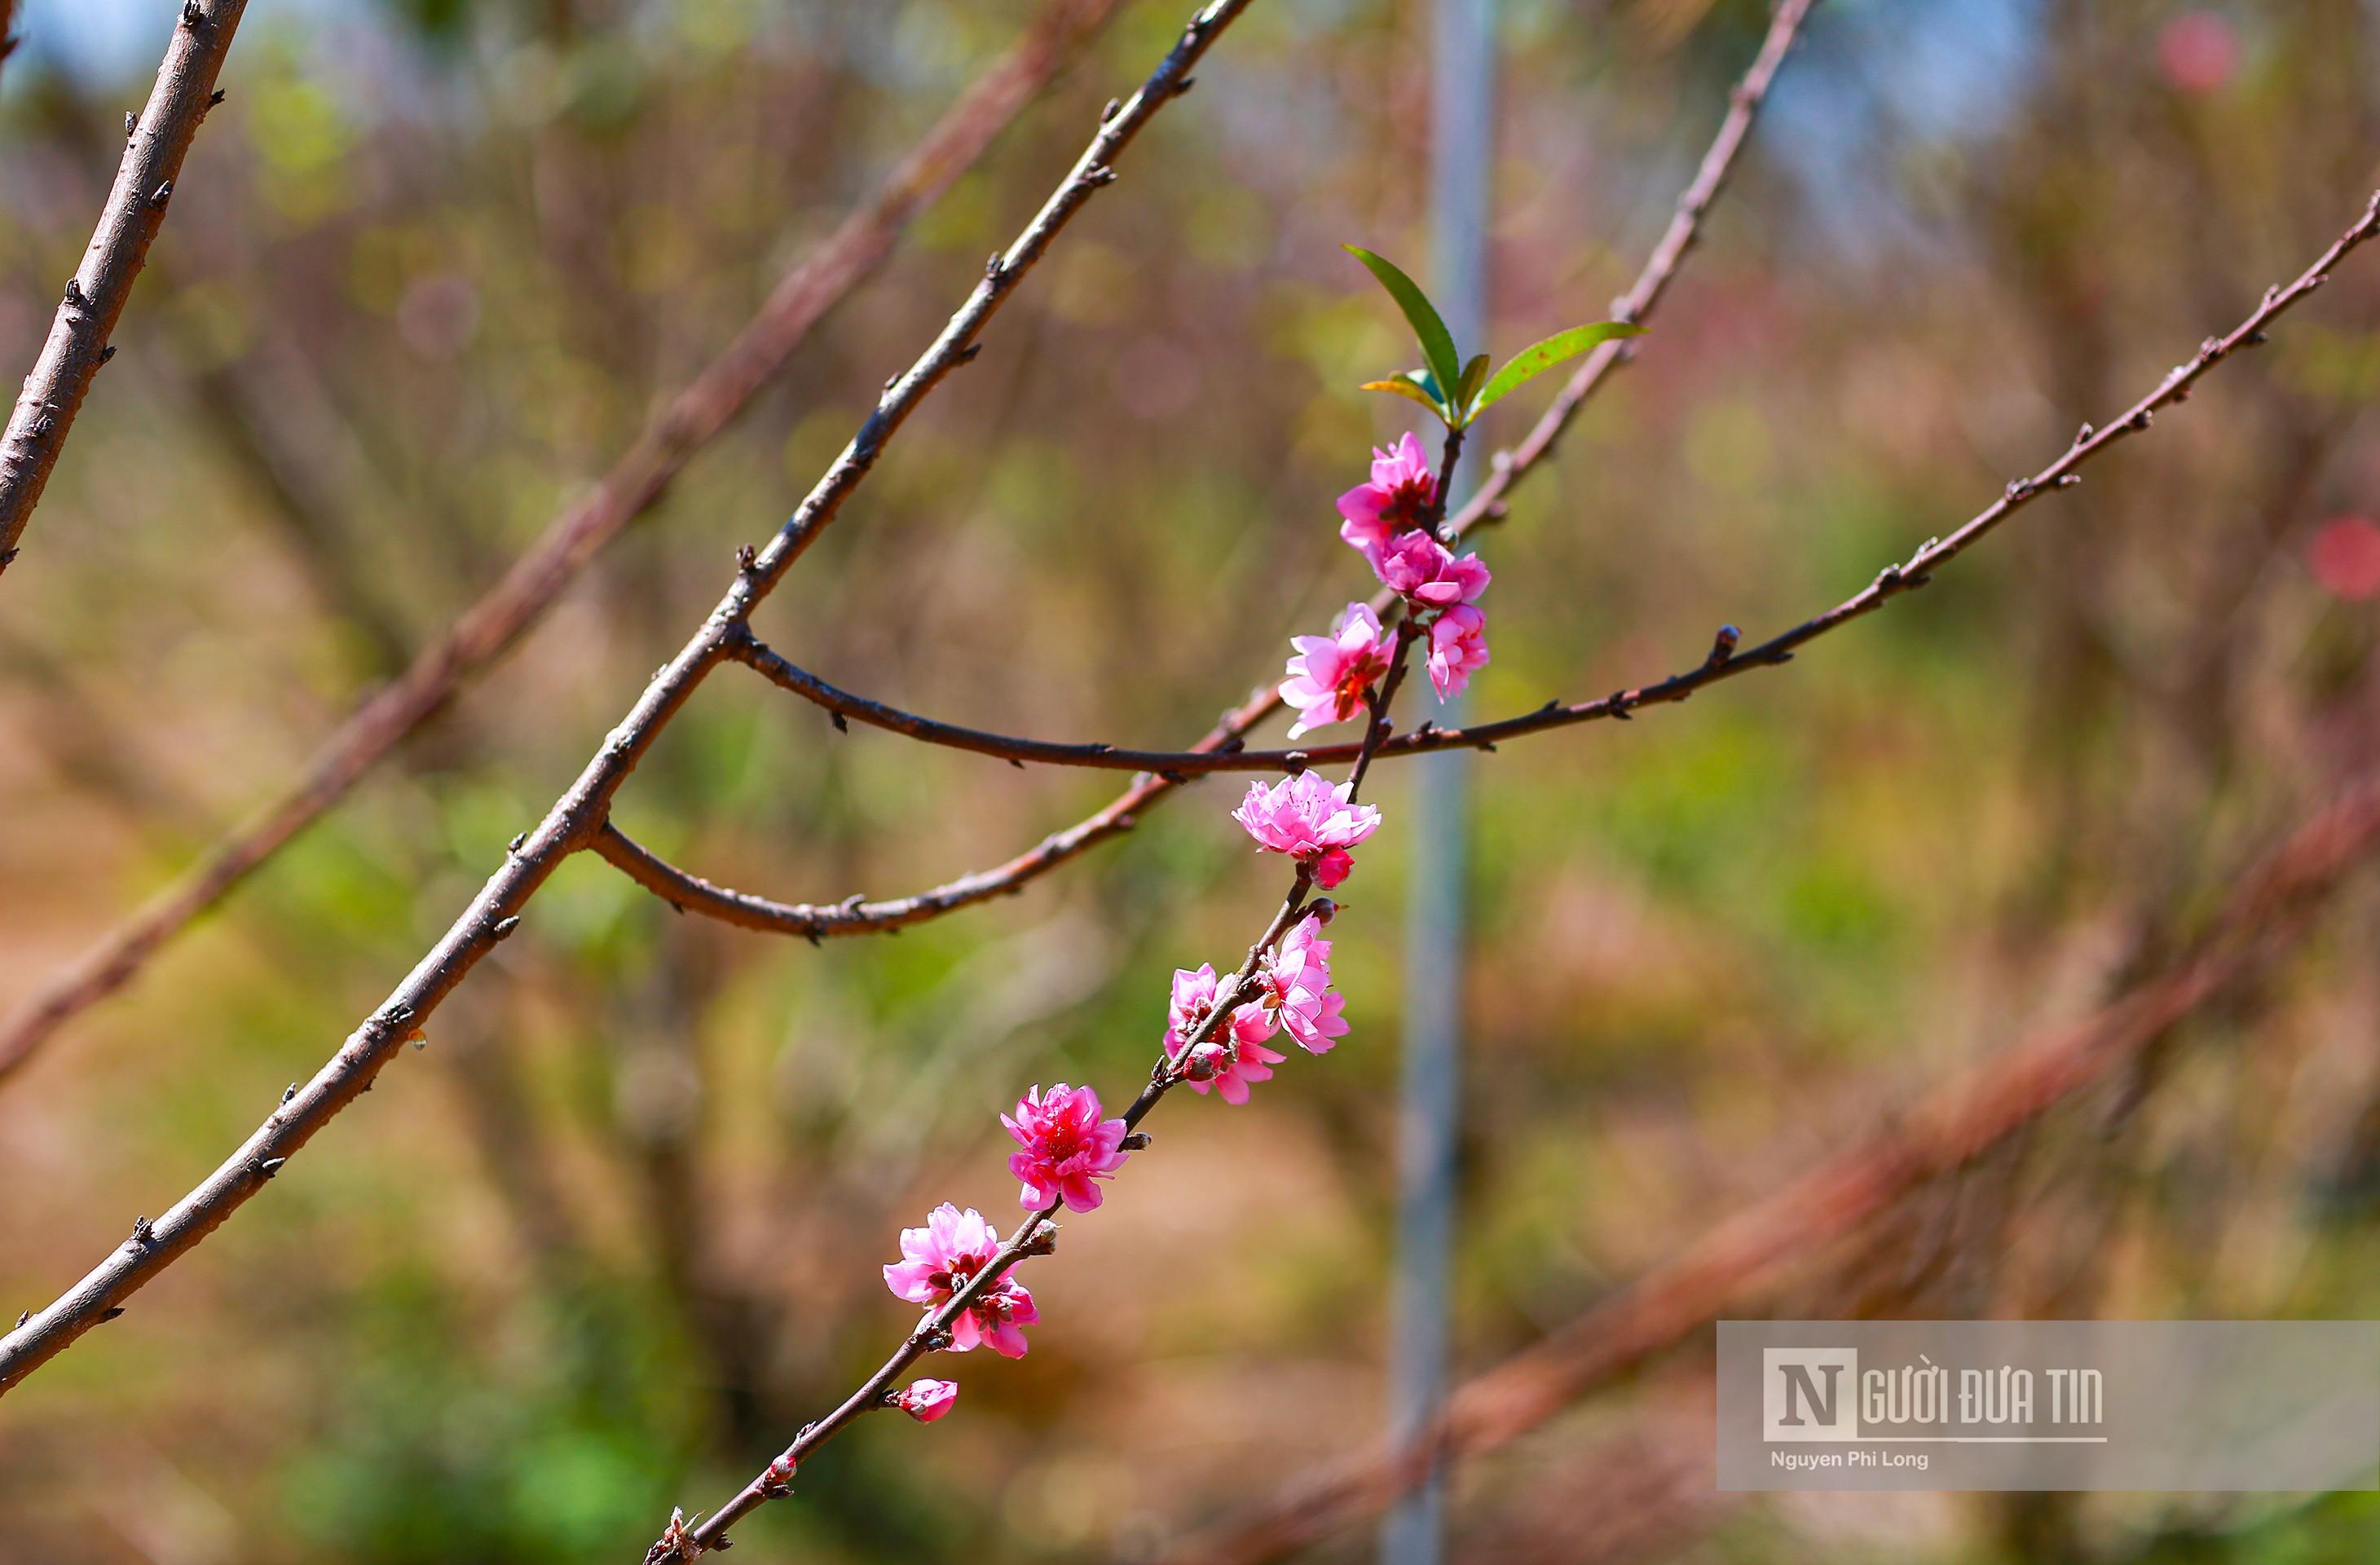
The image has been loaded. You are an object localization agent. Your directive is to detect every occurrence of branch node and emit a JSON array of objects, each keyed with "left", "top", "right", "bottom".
[
  {"left": 98, "top": 345, "right": 117, "bottom": 364},
  {"left": 124, "top": 112, "right": 137, "bottom": 139},
  {"left": 829, "top": 711, "right": 848, "bottom": 734},
  {"left": 100, "top": 1307, "right": 125, "bottom": 1323},
  {"left": 130, "top": 1216, "right": 152, "bottom": 1247},
  {"left": 149, "top": 181, "right": 174, "bottom": 209},
  {"left": 1120, "top": 1131, "right": 1152, "bottom": 1151},
  {"left": 181, "top": 0, "right": 204, "bottom": 27},
  {"left": 280, "top": 1082, "right": 297, "bottom": 1104},
  {"left": 1086, "top": 165, "right": 1119, "bottom": 187},
  {"left": 62, "top": 279, "right": 85, "bottom": 309},
  {"left": 954, "top": 343, "right": 983, "bottom": 365},
  {"left": 1608, "top": 694, "right": 1633, "bottom": 720},
  {"left": 1282, "top": 751, "right": 1310, "bottom": 776},
  {"left": 2074, "top": 421, "right": 2094, "bottom": 445},
  {"left": 1100, "top": 97, "right": 1122, "bottom": 122},
  {"left": 2055, "top": 474, "right": 2081, "bottom": 489},
  {"left": 2128, "top": 408, "right": 2154, "bottom": 431},
  {"left": 491, "top": 915, "right": 522, "bottom": 941},
  {"left": 1704, "top": 624, "right": 1740, "bottom": 668}
]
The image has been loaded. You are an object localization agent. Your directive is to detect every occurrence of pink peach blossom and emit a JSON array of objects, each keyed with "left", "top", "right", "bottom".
[
  {"left": 1280, "top": 602, "right": 1396, "bottom": 738},
  {"left": 2312, "top": 517, "right": 2380, "bottom": 602},
  {"left": 1371, "top": 528, "right": 1490, "bottom": 609},
  {"left": 1258, "top": 913, "right": 1349, "bottom": 1055},
  {"left": 1231, "top": 771, "right": 1383, "bottom": 888},
  {"left": 1425, "top": 604, "right": 1490, "bottom": 700},
  {"left": 1163, "top": 965, "right": 1288, "bottom": 1104},
  {"left": 1002, "top": 1082, "right": 1130, "bottom": 1213},
  {"left": 1337, "top": 432, "right": 1437, "bottom": 552},
  {"left": 2157, "top": 12, "right": 2238, "bottom": 94},
  {"left": 882, "top": 1203, "right": 1040, "bottom": 1358},
  {"left": 893, "top": 1378, "right": 959, "bottom": 1423}
]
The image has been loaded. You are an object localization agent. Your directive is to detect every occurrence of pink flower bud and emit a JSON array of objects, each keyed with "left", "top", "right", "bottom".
[
  {"left": 1183, "top": 1041, "right": 1227, "bottom": 1082},
  {"left": 893, "top": 1378, "right": 959, "bottom": 1423}
]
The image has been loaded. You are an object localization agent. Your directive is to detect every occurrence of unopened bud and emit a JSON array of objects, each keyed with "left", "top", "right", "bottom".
[
  {"left": 1306, "top": 897, "right": 1339, "bottom": 924},
  {"left": 1183, "top": 1042, "right": 1227, "bottom": 1082},
  {"left": 892, "top": 1377, "right": 959, "bottom": 1423}
]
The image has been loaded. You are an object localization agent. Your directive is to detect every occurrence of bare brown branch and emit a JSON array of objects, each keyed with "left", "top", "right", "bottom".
[
  {"left": 634, "top": 0, "right": 1822, "bottom": 915},
  {"left": 0, "top": 0, "right": 1252, "bottom": 1396},
  {"left": 604, "top": 188, "right": 2380, "bottom": 946},
  {"left": 0, "top": 0, "right": 1130, "bottom": 1086},
  {"left": 1160, "top": 769, "right": 2380, "bottom": 1565},
  {"left": 0, "top": 0, "right": 248, "bottom": 580}
]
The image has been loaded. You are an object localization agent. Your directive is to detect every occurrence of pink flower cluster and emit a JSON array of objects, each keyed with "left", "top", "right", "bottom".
[
  {"left": 1162, "top": 910, "right": 1346, "bottom": 1103},
  {"left": 1279, "top": 432, "right": 1491, "bottom": 732},
  {"left": 883, "top": 1203, "right": 1039, "bottom": 1359},
  {"left": 1232, "top": 770, "right": 1382, "bottom": 889},
  {"left": 874, "top": 431, "right": 1426, "bottom": 1435}
]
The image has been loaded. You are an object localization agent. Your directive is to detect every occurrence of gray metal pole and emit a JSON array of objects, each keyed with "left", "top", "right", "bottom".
[{"left": 1381, "top": 1, "right": 1492, "bottom": 1561}]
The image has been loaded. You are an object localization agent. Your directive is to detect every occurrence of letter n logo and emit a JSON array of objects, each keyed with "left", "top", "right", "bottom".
[{"left": 1764, "top": 1347, "right": 1858, "bottom": 1441}]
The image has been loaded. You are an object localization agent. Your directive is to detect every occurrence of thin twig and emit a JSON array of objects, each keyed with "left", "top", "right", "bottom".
[
  {"left": 0, "top": 0, "right": 248, "bottom": 581},
  {"left": 613, "top": 0, "right": 1819, "bottom": 925},
  {"left": 1442, "top": 0, "right": 1817, "bottom": 543},
  {"left": 660, "top": 514, "right": 1420, "bottom": 1561},
  {"left": 0, "top": 0, "right": 1131, "bottom": 1086},
  {"left": 0, "top": 0, "right": 1254, "bottom": 1397},
  {"left": 1160, "top": 769, "right": 2380, "bottom": 1565},
  {"left": 604, "top": 187, "right": 2380, "bottom": 941}
]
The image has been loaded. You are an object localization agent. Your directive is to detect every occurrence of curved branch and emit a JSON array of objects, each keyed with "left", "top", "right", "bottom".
[
  {"left": 1159, "top": 769, "right": 2380, "bottom": 1565},
  {"left": 0, "top": 0, "right": 1132, "bottom": 1087},
  {"left": 730, "top": 630, "right": 1269, "bottom": 775},
  {"left": 0, "top": 0, "right": 1251, "bottom": 1395},
  {"left": 698, "top": 191, "right": 2380, "bottom": 928},
  {"left": 0, "top": 0, "right": 249, "bottom": 580}
]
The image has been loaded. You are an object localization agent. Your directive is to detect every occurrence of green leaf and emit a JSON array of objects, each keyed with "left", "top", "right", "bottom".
[
  {"left": 1360, "top": 377, "right": 1449, "bottom": 417},
  {"left": 1457, "top": 352, "right": 1491, "bottom": 412},
  {"left": 1469, "top": 321, "right": 1647, "bottom": 419},
  {"left": 1343, "top": 245, "right": 1465, "bottom": 411}
]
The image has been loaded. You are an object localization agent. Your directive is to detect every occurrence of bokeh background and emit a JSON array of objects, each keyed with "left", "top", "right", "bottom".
[{"left": 5, "top": 0, "right": 2380, "bottom": 1560}]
